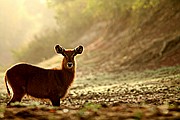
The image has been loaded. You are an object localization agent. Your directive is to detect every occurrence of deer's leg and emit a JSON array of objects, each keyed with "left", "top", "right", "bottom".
[
  {"left": 50, "top": 97, "right": 60, "bottom": 106},
  {"left": 7, "top": 87, "right": 26, "bottom": 106},
  {"left": 7, "top": 93, "right": 25, "bottom": 106}
]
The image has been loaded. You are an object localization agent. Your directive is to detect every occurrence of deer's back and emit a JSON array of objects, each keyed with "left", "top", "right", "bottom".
[
  {"left": 6, "top": 63, "right": 47, "bottom": 79},
  {"left": 6, "top": 63, "right": 50, "bottom": 89},
  {"left": 6, "top": 63, "right": 65, "bottom": 98}
]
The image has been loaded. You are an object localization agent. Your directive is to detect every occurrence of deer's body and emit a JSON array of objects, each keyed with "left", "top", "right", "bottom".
[{"left": 5, "top": 45, "right": 83, "bottom": 106}]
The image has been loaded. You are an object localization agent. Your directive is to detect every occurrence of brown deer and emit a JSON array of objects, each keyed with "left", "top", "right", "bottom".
[{"left": 5, "top": 44, "right": 83, "bottom": 106}]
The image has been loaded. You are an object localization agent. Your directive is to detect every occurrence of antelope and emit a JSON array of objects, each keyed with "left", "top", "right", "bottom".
[{"left": 5, "top": 44, "right": 83, "bottom": 106}]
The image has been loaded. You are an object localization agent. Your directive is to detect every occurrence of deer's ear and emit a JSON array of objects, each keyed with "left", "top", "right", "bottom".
[
  {"left": 74, "top": 45, "right": 83, "bottom": 55},
  {"left": 55, "top": 44, "right": 65, "bottom": 55}
]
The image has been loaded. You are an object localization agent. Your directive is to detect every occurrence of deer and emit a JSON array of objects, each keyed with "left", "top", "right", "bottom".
[{"left": 4, "top": 44, "right": 83, "bottom": 106}]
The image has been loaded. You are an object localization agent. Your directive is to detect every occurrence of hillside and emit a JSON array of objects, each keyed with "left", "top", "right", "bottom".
[
  {"left": 76, "top": 0, "right": 180, "bottom": 72},
  {"left": 10, "top": 0, "right": 180, "bottom": 72}
]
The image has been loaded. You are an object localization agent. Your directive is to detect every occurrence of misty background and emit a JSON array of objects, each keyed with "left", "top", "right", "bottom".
[
  {"left": 0, "top": 0, "right": 56, "bottom": 67},
  {"left": 0, "top": 0, "right": 179, "bottom": 72}
]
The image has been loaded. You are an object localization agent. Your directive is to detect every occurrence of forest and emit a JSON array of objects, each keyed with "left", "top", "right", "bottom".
[{"left": 0, "top": 0, "right": 180, "bottom": 119}]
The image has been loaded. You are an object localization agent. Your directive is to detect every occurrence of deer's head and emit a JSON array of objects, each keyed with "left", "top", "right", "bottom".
[{"left": 55, "top": 45, "right": 83, "bottom": 70}]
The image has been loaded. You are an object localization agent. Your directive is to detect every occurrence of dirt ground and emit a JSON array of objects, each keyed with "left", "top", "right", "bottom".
[
  {"left": 0, "top": 1, "right": 180, "bottom": 119},
  {"left": 0, "top": 66, "right": 180, "bottom": 120}
]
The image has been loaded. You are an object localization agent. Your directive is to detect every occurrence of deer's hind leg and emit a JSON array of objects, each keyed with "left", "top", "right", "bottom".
[{"left": 7, "top": 86, "right": 26, "bottom": 106}]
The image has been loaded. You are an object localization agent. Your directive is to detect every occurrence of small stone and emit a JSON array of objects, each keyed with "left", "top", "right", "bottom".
[{"left": 63, "top": 109, "right": 69, "bottom": 113}]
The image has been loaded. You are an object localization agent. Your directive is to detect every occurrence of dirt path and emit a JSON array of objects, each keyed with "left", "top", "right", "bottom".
[{"left": 0, "top": 66, "right": 180, "bottom": 119}]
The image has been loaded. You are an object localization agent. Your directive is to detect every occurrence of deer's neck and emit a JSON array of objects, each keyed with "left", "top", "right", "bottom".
[{"left": 61, "top": 67, "right": 75, "bottom": 88}]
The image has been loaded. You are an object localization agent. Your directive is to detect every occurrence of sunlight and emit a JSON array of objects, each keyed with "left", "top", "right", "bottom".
[
  {"left": 0, "top": 0, "right": 56, "bottom": 66},
  {"left": 39, "top": 0, "right": 46, "bottom": 4}
]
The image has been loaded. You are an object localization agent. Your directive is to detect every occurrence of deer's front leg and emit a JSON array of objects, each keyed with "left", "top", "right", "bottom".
[{"left": 50, "top": 96, "right": 60, "bottom": 106}]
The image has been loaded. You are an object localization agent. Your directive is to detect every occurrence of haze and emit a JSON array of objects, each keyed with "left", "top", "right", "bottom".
[{"left": 0, "top": 0, "right": 56, "bottom": 67}]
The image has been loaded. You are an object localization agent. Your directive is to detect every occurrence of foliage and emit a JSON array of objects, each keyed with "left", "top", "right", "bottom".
[
  {"left": 13, "top": 0, "right": 160, "bottom": 63},
  {"left": 13, "top": 29, "right": 63, "bottom": 63},
  {"left": 132, "top": 0, "right": 159, "bottom": 10}
]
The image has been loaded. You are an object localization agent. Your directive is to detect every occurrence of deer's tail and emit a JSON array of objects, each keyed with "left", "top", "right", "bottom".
[{"left": 5, "top": 75, "right": 10, "bottom": 96}]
